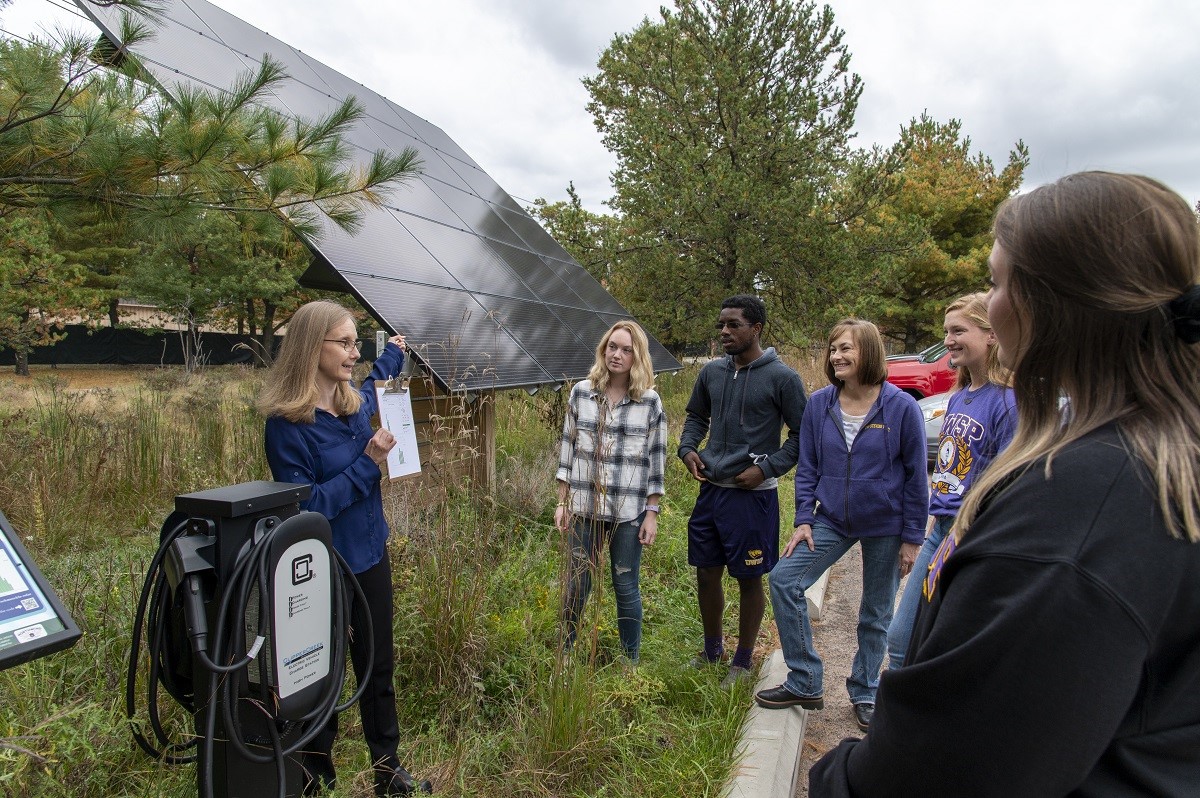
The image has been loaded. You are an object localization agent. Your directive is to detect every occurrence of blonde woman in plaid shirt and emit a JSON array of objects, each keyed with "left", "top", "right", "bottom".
[{"left": 555, "top": 320, "right": 667, "bottom": 664}]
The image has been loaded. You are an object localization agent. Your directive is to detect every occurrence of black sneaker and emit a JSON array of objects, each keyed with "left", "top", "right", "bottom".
[
  {"left": 754, "top": 684, "right": 824, "bottom": 710},
  {"left": 853, "top": 702, "right": 874, "bottom": 731},
  {"left": 375, "top": 764, "right": 433, "bottom": 796}
]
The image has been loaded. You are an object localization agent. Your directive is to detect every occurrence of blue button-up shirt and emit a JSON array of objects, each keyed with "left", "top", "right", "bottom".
[{"left": 264, "top": 343, "right": 404, "bottom": 573}]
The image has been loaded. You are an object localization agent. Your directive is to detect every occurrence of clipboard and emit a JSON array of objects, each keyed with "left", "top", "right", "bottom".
[{"left": 376, "top": 377, "right": 421, "bottom": 479}]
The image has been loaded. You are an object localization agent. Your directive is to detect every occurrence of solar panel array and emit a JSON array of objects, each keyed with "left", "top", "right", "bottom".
[{"left": 74, "top": 0, "right": 680, "bottom": 390}]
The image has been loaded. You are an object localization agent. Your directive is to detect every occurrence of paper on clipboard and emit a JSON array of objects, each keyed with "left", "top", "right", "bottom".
[{"left": 376, "top": 380, "right": 421, "bottom": 479}]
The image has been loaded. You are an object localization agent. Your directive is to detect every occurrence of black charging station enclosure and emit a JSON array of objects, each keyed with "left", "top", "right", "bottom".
[
  {"left": 175, "top": 481, "right": 312, "bottom": 586},
  {"left": 174, "top": 480, "right": 316, "bottom": 798}
]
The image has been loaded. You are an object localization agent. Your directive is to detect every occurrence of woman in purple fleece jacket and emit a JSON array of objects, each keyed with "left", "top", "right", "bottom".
[{"left": 755, "top": 319, "right": 926, "bottom": 734}]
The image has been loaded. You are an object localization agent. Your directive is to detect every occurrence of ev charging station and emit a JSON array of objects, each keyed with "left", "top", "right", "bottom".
[{"left": 129, "top": 480, "right": 370, "bottom": 798}]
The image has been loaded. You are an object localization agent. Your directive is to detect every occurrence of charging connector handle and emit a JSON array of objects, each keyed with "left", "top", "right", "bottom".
[{"left": 163, "top": 536, "right": 216, "bottom": 656}]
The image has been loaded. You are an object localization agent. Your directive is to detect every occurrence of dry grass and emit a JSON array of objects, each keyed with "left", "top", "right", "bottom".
[
  {"left": 0, "top": 364, "right": 155, "bottom": 390},
  {"left": 781, "top": 347, "right": 828, "bottom": 391},
  {"left": 0, "top": 364, "right": 259, "bottom": 412}
]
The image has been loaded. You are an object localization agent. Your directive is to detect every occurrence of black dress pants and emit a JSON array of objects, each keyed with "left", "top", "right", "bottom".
[{"left": 301, "top": 555, "right": 401, "bottom": 787}]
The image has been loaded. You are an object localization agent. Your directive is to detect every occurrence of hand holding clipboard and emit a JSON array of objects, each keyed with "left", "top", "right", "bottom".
[{"left": 375, "top": 334, "right": 421, "bottom": 479}]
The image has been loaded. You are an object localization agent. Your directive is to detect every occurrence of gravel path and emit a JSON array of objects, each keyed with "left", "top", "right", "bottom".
[{"left": 792, "top": 545, "right": 911, "bottom": 797}]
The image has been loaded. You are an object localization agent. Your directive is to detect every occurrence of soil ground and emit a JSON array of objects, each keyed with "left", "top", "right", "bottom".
[{"left": 792, "top": 545, "right": 912, "bottom": 797}]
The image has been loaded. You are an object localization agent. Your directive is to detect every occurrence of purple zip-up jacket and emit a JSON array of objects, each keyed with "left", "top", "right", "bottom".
[{"left": 793, "top": 381, "right": 927, "bottom": 544}]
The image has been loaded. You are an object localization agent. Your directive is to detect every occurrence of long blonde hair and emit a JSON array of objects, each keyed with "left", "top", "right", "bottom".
[
  {"left": 257, "top": 300, "right": 364, "bottom": 423},
  {"left": 587, "top": 320, "right": 655, "bottom": 401},
  {"left": 955, "top": 172, "right": 1200, "bottom": 543},
  {"left": 945, "top": 292, "right": 1012, "bottom": 391}
]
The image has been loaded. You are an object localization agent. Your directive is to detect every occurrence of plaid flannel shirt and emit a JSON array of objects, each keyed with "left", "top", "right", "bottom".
[{"left": 556, "top": 380, "right": 667, "bottom": 523}]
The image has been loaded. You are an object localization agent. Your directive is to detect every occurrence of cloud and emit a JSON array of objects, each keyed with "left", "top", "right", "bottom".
[
  {"left": 835, "top": 0, "right": 1200, "bottom": 202},
  {"left": 4, "top": 0, "right": 1199, "bottom": 209}
]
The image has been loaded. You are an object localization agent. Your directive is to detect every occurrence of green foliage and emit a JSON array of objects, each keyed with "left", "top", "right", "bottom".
[
  {"left": 121, "top": 209, "right": 316, "bottom": 369},
  {"left": 0, "top": 19, "right": 422, "bottom": 372},
  {"left": 124, "top": 211, "right": 241, "bottom": 369},
  {"left": 0, "top": 212, "right": 86, "bottom": 374},
  {"left": 529, "top": 183, "right": 623, "bottom": 285},
  {"left": 0, "top": 30, "right": 421, "bottom": 235},
  {"left": 847, "top": 115, "right": 1028, "bottom": 349},
  {"left": 209, "top": 213, "right": 317, "bottom": 365},
  {"left": 584, "top": 0, "right": 867, "bottom": 349},
  {"left": 47, "top": 211, "right": 142, "bottom": 327}
]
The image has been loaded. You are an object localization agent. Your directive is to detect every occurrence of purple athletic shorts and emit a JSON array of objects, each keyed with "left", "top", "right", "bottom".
[{"left": 687, "top": 481, "right": 780, "bottom": 577}]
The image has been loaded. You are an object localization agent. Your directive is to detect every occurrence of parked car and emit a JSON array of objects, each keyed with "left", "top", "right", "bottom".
[
  {"left": 886, "top": 341, "right": 956, "bottom": 399},
  {"left": 918, "top": 391, "right": 950, "bottom": 463}
]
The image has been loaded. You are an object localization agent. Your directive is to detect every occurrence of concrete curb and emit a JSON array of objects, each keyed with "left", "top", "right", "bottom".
[
  {"left": 722, "top": 566, "right": 830, "bottom": 798},
  {"left": 721, "top": 649, "right": 808, "bottom": 798}
]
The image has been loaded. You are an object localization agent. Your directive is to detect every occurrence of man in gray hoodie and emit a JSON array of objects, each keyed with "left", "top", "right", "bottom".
[{"left": 679, "top": 295, "right": 808, "bottom": 686}]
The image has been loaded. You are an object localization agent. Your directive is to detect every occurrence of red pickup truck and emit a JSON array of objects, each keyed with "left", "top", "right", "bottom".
[{"left": 886, "top": 342, "right": 956, "bottom": 399}]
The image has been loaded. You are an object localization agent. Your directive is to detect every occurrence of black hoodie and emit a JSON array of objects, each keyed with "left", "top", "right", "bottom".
[
  {"left": 810, "top": 424, "right": 1200, "bottom": 797},
  {"left": 677, "top": 347, "right": 807, "bottom": 484}
]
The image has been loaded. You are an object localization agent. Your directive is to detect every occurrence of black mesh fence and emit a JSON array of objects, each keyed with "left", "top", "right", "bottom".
[{"left": 0, "top": 325, "right": 381, "bottom": 367}]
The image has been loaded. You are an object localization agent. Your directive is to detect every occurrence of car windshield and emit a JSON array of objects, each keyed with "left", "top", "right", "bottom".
[{"left": 919, "top": 342, "right": 948, "bottom": 363}]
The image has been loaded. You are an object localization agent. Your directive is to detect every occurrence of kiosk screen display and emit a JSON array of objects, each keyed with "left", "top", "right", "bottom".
[{"left": 0, "top": 509, "right": 82, "bottom": 670}]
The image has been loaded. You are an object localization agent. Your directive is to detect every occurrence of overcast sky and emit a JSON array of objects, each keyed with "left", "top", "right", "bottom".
[{"left": 5, "top": 0, "right": 1200, "bottom": 213}]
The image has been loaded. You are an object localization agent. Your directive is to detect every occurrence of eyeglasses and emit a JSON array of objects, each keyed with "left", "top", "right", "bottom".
[
  {"left": 323, "top": 339, "right": 362, "bottom": 353},
  {"left": 714, "top": 321, "right": 748, "bottom": 331}
]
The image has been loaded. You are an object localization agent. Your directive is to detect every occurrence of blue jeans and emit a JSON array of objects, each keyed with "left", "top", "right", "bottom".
[
  {"left": 562, "top": 512, "right": 644, "bottom": 661},
  {"left": 887, "top": 515, "right": 952, "bottom": 670},
  {"left": 768, "top": 521, "right": 902, "bottom": 704}
]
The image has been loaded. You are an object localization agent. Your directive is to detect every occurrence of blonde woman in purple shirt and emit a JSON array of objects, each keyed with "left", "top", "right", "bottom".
[{"left": 886, "top": 292, "right": 1015, "bottom": 671}]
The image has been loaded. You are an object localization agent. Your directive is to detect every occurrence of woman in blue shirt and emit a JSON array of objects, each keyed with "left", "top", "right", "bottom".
[{"left": 260, "top": 300, "right": 427, "bottom": 796}]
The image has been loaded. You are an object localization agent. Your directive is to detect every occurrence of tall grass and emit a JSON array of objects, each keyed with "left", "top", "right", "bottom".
[
  {"left": 0, "top": 371, "right": 268, "bottom": 550},
  {"left": 0, "top": 364, "right": 760, "bottom": 797}
]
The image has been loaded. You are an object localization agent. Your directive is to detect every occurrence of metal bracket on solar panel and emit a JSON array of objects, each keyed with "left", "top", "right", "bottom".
[{"left": 383, "top": 377, "right": 410, "bottom": 394}]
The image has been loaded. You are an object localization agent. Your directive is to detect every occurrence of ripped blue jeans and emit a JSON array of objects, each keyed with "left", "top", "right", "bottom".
[{"left": 562, "top": 512, "right": 645, "bottom": 662}]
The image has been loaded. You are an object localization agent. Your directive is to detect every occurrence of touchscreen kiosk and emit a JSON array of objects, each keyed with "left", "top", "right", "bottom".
[{"left": 0, "top": 508, "right": 82, "bottom": 670}]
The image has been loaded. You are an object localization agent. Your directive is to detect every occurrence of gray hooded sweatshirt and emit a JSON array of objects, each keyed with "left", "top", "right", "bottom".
[{"left": 677, "top": 347, "right": 807, "bottom": 487}]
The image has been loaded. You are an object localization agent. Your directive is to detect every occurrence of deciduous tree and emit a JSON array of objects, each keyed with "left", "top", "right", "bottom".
[
  {"left": 849, "top": 115, "right": 1027, "bottom": 350},
  {"left": 584, "top": 0, "right": 865, "bottom": 348}
]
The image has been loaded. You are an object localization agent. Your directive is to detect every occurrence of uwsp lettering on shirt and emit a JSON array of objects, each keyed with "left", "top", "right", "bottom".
[{"left": 942, "top": 413, "right": 986, "bottom": 444}]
